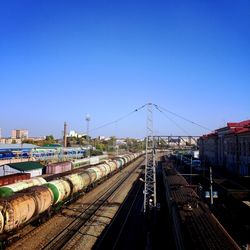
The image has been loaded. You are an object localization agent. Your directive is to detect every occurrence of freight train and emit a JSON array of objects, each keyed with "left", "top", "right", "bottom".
[
  {"left": 0, "top": 152, "right": 143, "bottom": 238},
  {"left": 45, "top": 155, "right": 109, "bottom": 175}
]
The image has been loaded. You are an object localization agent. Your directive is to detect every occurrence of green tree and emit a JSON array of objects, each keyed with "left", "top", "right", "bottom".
[{"left": 45, "top": 135, "right": 55, "bottom": 142}]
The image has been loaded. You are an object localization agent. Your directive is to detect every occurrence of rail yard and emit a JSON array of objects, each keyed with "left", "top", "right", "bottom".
[
  {"left": 162, "top": 158, "right": 240, "bottom": 250},
  {"left": 0, "top": 150, "right": 249, "bottom": 249},
  {"left": 0, "top": 153, "right": 142, "bottom": 248}
]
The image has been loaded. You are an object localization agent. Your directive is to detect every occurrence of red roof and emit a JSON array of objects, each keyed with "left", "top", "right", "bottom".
[
  {"left": 236, "top": 128, "right": 250, "bottom": 134},
  {"left": 201, "top": 132, "right": 217, "bottom": 139},
  {"left": 201, "top": 120, "right": 250, "bottom": 138},
  {"left": 226, "top": 120, "right": 250, "bottom": 135},
  {"left": 227, "top": 120, "right": 250, "bottom": 128}
]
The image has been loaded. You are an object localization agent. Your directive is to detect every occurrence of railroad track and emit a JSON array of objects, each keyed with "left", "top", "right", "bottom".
[
  {"left": 40, "top": 158, "right": 145, "bottom": 250},
  {"left": 93, "top": 174, "right": 143, "bottom": 250},
  {"left": 163, "top": 162, "right": 241, "bottom": 250}
]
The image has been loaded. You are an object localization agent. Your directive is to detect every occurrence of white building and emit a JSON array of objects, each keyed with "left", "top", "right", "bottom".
[
  {"left": 68, "top": 130, "right": 86, "bottom": 138},
  {"left": 0, "top": 161, "right": 44, "bottom": 177}
]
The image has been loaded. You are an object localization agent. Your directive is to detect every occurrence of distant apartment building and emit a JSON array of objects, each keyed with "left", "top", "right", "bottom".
[
  {"left": 198, "top": 120, "right": 250, "bottom": 176},
  {"left": 11, "top": 129, "right": 29, "bottom": 139}
]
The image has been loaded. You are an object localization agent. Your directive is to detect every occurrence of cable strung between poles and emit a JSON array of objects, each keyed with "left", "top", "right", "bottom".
[
  {"left": 89, "top": 102, "right": 211, "bottom": 133},
  {"left": 153, "top": 104, "right": 212, "bottom": 132},
  {"left": 154, "top": 105, "right": 191, "bottom": 136},
  {"left": 90, "top": 103, "right": 148, "bottom": 132}
]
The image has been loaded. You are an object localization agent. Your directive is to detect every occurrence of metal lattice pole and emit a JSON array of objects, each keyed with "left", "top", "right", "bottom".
[
  {"left": 85, "top": 114, "right": 91, "bottom": 158},
  {"left": 143, "top": 103, "right": 157, "bottom": 213}
]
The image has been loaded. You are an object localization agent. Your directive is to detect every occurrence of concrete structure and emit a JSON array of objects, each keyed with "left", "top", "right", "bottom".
[
  {"left": 199, "top": 120, "right": 250, "bottom": 176},
  {"left": 11, "top": 129, "right": 28, "bottom": 139}
]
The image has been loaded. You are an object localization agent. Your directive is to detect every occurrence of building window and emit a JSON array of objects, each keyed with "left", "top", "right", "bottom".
[
  {"left": 232, "top": 143, "right": 235, "bottom": 155},
  {"left": 243, "top": 142, "right": 246, "bottom": 156}
]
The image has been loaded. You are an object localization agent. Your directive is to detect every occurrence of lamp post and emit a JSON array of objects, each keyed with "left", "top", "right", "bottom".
[
  {"left": 209, "top": 166, "right": 213, "bottom": 205},
  {"left": 85, "top": 114, "right": 91, "bottom": 158},
  {"left": 190, "top": 156, "right": 193, "bottom": 184}
]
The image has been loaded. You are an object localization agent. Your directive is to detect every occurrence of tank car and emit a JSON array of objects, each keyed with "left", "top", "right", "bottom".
[
  {"left": 63, "top": 174, "right": 84, "bottom": 194},
  {"left": 45, "top": 180, "right": 71, "bottom": 204},
  {"left": 0, "top": 152, "right": 143, "bottom": 237},
  {"left": 0, "top": 186, "right": 53, "bottom": 233},
  {"left": 0, "top": 177, "right": 47, "bottom": 198}
]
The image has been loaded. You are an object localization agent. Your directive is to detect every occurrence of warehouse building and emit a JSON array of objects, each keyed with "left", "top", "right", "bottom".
[
  {"left": 0, "top": 161, "right": 44, "bottom": 177},
  {"left": 199, "top": 120, "right": 250, "bottom": 176}
]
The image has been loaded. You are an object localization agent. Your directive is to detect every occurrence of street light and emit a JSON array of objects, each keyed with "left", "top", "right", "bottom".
[{"left": 85, "top": 114, "right": 91, "bottom": 158}]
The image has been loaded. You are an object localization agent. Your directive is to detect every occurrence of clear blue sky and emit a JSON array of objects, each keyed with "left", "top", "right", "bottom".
[{"left": 1, "top": 0, "right": 249, "bottom": 138}]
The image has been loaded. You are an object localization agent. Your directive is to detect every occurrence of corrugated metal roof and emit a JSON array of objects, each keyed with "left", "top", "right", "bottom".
[{"left": 6, "top": 161, "right": 44, "bottom": 171}]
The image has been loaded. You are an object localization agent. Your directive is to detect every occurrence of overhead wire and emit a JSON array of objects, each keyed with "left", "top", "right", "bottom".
[
  {"left": 89, "top": 103, "right": 147, "bottom": 132},
  {"left": 154, "top": 104, "right": 212, "bottom": 132},
  {"left": 89, "top": 102, "right": 212, "bottom": 134},
  {"left": 154, "top": 105, "right": 191, "bottom": 136}
]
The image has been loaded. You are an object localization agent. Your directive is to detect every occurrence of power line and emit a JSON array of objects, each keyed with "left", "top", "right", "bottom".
[
  {"left": 88, "top": 102, "right": 211, "bottom": 134},
  {"left": 90, "top": 103, "right": 147, "bottom": 132},
  {"left": 154, "top": 104, "right": 212, "bottom": 132},
  {"left": 154, "top": 105, "right": 191, "bottom": 136}
]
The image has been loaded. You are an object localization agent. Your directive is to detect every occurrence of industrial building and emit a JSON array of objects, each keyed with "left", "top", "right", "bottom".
[
  {"left": 0, "top": 161, "right": 44, "bottom": 177},
  {"left": 199, "top": 120, "right": 250, "bottom": 176}
]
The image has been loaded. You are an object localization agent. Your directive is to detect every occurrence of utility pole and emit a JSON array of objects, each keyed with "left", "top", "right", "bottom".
[
  {"left": 143, "top": 103, "right": 157, "bottom": 213},
  {"left": 85, "top": 114, "right": 91, "bottom": 158},
  {"left": 190, "top": 156, "right": 193, "bottom": 184},
  {"left": 209, "top": 167, "right": 214, "bottom": 205}
]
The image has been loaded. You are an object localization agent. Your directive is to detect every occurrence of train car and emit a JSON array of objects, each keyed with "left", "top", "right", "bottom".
[
  {"left": 86, "top": 167, "right": 103, "bottom": 182},
  {"left": 0, "top": 152, "right": 143, "bottom": 237},
  {"left": 63, "top": 174, "right": 84, "bottom": 195},
  {"left": 105, "top": 161, "right": 117, "bottom": 173},
  {"left": 71, "top": 158, "right": 90, "bottom": 169},
  {"left": 0, "top": 177, "right": 47, "bottom": 198},
  {"left": 0, "top": 173, "right": 31, "bottom": 186},
  {"left": 46, "top": 161, "right": 72, "bottom": 174},
  {"left": 20, "top": 186, "right": 54, "bottom": 215},
  {"left": 114, "top": 159, "right": 124, "bottom": 169},
  {"left": 0, "top": 194, "right": 36, "bottom": 233},
  {"left": 97, "top": 164, "right": 109, "bottom": 177},
  {"left": 105, "top": 162, "right": 112, "bottom": 174},
  {"left": 0, "top": 151, "right": 15, "bottom": 160},
  {"left": 78, "top": 172, "right": 92, "bottom": 187},
  {"left": 45, "top": 180, "right": 71, "bottom": 204},
  {"left": 71, "top": 155, "right": 109, "bottom": 169},
  {"left": 0, "top": 186, "right": 53, "bottom": 233}
]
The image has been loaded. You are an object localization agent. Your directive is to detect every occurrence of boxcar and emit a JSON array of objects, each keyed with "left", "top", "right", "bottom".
[{"left": 0, "top": 173, "right": 31, "bottom": 186}]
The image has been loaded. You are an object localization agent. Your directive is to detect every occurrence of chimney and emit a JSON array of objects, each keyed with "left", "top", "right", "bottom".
[{"left": 63, "top": 122, "right": 67, "bottom": 147}]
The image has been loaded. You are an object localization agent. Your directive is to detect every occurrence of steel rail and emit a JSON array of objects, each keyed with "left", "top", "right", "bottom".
[{"left": 41, "top": 158, "right": 145, "bottom": 250}]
